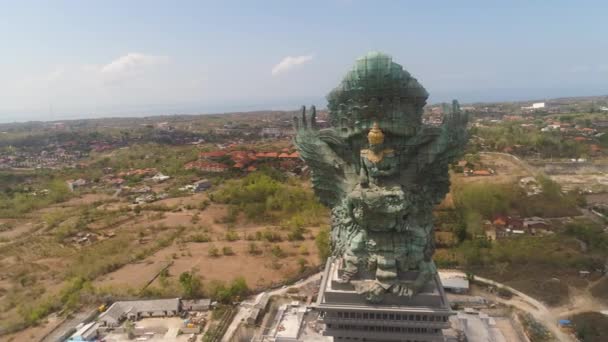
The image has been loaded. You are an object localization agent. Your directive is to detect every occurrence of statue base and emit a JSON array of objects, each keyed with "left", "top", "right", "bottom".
[{"left": 313, "top": 258, "right": 453, "bottom": 342}]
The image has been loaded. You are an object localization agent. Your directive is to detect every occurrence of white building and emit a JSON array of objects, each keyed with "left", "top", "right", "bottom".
[
  {"left": 439, "top": 271, "right": 470, "bottom": 294},
  {"left": 522, "top": 102, "right": 545, "bottom": 110}
]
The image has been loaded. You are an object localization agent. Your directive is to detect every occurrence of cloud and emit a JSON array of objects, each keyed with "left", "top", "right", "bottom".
[
  {"left": 6, "top": 52, "right": 175, "bottom": 114},
  {"left": 100, "top": 53, "right": 167, "bottom": 74},
  {"left": 99, "top": 53, "right": 168, "bottom": 85},
  {"left": 271, "top": 54, "right": 313, "bottom": 76}
]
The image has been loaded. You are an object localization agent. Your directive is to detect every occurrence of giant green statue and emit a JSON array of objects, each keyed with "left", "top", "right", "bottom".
[{"left": 294, "top": 52, "right": 468, "bottom": 303}]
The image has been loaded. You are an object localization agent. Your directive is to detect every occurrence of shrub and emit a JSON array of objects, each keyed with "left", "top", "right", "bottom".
[
  {"left": 225, "top": 230, "right": 240, "bottom": 242},
  {"left": 222, "top": 246, "right": 235, "bottom": 256},
  {"left": 271, "top": 245, "right": 285, "bottom": 258},
  {"left": 248, "top": 242, "right": 261, "bottom": 255},
  {"left": 189, "top": 234, "right": 211, "bottom": 243},
  {"left": 208, "top": 245, "right": 220, "bottom": 257},
  {"left": 297, "top": 257, "right": 308, "bottom": 272}
]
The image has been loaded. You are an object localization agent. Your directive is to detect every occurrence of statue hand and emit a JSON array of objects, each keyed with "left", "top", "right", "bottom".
[{"left": 293, "top": 105, "right": 318, "bottom": 132}]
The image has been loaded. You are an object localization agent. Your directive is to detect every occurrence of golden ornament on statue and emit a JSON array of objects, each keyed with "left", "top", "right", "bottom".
[{"left": 367, "top": 122, "right": 385, "bottom": 145}]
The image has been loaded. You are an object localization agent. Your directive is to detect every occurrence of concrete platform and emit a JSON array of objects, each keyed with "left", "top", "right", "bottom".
[{"left": 313, "top": 258, "right": 454, "bottom": 342}]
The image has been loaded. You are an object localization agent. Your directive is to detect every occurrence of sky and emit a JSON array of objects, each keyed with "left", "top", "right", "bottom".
[{"left": 1, "top": 0, "right": 607, "bottom": 123}]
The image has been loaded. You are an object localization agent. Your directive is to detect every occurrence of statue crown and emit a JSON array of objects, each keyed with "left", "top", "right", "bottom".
[{"left": 368, "top": 122, "right": 385, "bottom": 145}]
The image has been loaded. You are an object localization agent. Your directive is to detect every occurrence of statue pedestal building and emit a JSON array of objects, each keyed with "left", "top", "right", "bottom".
[{"left": 315, "top": 258, "right": 452, "bottom": 342}]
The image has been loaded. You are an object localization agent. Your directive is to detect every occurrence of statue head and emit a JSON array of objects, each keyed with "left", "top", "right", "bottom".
[{"left": 367, "top": 122, "right": 385, "bottom": 146}]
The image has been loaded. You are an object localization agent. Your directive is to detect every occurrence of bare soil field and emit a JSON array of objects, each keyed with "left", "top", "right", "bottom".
[
  {"left": 453, "top": 152, "right": 533, "bottom": 185},
  {"left": 551, "top": 174, "right": 608, "bottom": 193},
  {"left": 0, "top": 220, "right": 35, "bottom": 241},
  {"left": 96, "top": 224, "right": 322, "bottom": 292}
]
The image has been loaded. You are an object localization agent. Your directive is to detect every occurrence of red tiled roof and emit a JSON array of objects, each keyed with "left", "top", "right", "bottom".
[
  {"left": 199, "top": 151, "right": 227, "bottom": 158},
  {"left": 185, "top": 161, "right": 229, "bottom": 171}
]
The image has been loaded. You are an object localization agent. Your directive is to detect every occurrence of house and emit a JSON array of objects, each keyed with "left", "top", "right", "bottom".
[
  {"left": 111, "top": 178, "right": 125, "bottom": 186},
  {"left": 67, "top": 322, "right": 99, "bottom": 341},
  {"left": 261, "top": 127, "right": 282, "bottom": 138},
  {"left": 131, "top": 186, "right": 151, "bottom": 194},
  {"left": 199, "top": 151, "right": 227, "bottom": 159},
  {"left": 192, "top": 179, "right": 212, "bottom": 192},
  {"left": 472, "top": 170, "right": 492, "bottom": 176},
  {"left": 184, "top": 161, "right": 229, "bottom": 173},
  {"left": 66, "top": 179, "right": 87, "bottom": 191},
  {"left": 523, "top": 217, "right": 548, "bottom": 230},
  {"left": 438, "top": 271, "right": 469, "bottom": 294},
  {"left": 134, "top": 194, "right": 156, "bottom": 204},
  {"left": 98, "top": 298, "right": 180, "bottom": 328},
  {"left": 507, "top": 216, "right": 523, "bottom": 229},
  {"left": 522, "top": 102, "right": 545, "bottom": 111},
  {"left": 152, "top": 172, "right": 170, "bottom": 182},
  {"left": 181, "top": 299, "right": 211, "bottom": 311},
  {"left": 493, "top": 216, "right": 507, "bottom": 226}
]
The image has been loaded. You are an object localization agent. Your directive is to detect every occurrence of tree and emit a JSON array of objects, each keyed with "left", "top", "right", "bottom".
[
  {"left": 315, "top": 226, "right": 331, "bottom": 262},
  {"left": 179, "top": 271, "right": 202, "bottom": 298},
  {"left": 297, "top": 258, "right": 308, "bottom": 273}
]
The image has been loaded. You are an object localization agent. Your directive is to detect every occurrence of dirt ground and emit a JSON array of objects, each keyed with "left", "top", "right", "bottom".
[
  {"left": 96, "top": 228, "right": 321, "bottom": 292},
  {"left": 454, "top": 152, "right": 534, "bottom": 185}
]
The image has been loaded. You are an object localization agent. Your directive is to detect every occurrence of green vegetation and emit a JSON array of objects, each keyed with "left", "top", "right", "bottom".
[
  {"left": 563, "top": 220, "right": 608, "bottom": 251},
  {"left": 571, "top": 311, "right": 608, "bottom": 342},
  {"left": 315, "top": 226, "right": 331, "bottom": 263},
  {"left": 179, "top": 270, "right": 202, "bottom": 298},
  {"left": 210, "top": 171, "right": 326, "bottom": 225},
  {"left": 470, "top": 121, "right": 589, "bottom": 158},
  {"left": 518, "top": 313, "right": 553, "bottom": 341},
  {"left": 207, "top": 277, "right": 249, "bottom": 303},
  {"left": 0, "top": 178, "right": 72, "bottom": 218},
  {"left": 453, "top": 175, "right": 580, "bottom": 227}
]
